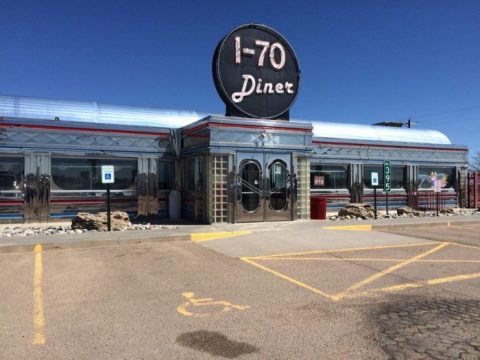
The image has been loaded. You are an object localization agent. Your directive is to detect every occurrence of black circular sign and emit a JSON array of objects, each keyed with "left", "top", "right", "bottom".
[{"left": 213, "top": 24, "right": 301, "bottom": 119}]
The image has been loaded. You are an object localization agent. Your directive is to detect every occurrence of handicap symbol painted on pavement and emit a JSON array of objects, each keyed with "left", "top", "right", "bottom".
[{"left": 177, "top": 292, "right": 250, "bottom": 318}]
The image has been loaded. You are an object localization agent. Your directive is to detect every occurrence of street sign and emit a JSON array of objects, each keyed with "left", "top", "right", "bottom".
[
  {"left": 434, "top": 179, "right": 442, "bottom": 193},
  {"left": 371, "top": 172, "right": 379, "bottom": 187},
  {"left": 384, "top": 161, "right": 391, "bottom": 192},
  {"left": 101, "top": 165, "right": 115, "bottom": 184}
]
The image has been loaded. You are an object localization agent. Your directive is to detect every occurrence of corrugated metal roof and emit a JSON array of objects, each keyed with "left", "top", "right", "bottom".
[
  {"left": 0, "top": 94, "right": 205, "bottom": 128},
  {"left": 309, "top": 121, "right": 452, "bottom": 145},
  {"left": 0, "top": 94, "right": 452, "bottom": 145}
]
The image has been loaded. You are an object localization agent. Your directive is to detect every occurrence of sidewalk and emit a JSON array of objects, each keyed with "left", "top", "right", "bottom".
[{"left": 1, "top": 214, "right": 479, "bottom": 253}]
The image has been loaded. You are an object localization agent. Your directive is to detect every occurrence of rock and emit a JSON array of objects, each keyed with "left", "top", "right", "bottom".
[
  {"left": 397, "top": 206, "right": 422, "bottom": 217},
  {"left": 71, "top": 211, "right": 131, "bottom": 232},
  {"left": 440, "top": 207, "right": 461, "bottom": 215},
  {"left": 338, "top": 203, "right": 375, "bottom": 219}
]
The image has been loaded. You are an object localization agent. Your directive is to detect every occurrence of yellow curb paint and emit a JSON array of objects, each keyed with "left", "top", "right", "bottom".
[
  {"left": 33, "top": 244, "right": 45, "bottom": 345},
  {"left": 241, "top": 257, "right": 336, "bottom": 301},
  {"left": 252, "top": 242, "right": 436, "bottom": 259},
  {"left": 322, "top": 225, "right": 372, "bottom": 231},
  {"left": 191, "top": 230, "right": 252, "bottom": 242}
]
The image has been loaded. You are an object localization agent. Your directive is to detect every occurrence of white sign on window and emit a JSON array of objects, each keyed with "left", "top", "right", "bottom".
[
  {"left": 371, "top": 172, "right": 379, "bottom": 187},
  {"left": 274, "top": 164, "right": 282, "bottom": 175},
  {"left": 101, "top": 165, "right": 115, "bottom": 184}
]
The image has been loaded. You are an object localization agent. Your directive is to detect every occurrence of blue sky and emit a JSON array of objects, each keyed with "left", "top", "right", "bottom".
[{"left": 1, "top": 1, "right": 479, "bottom": 158}]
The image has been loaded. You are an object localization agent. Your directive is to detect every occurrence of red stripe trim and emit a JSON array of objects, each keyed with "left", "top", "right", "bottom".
[
  {"left": 0, "top": 201, "right": 23, "bottom": 206},
  {"left": 312, "top": 140, "right": 466, "bottom": 152},
  {"left": 311, "top": 194, "right": 351, "bottom": 199},
  {"left": 51, "top": 198, "right": 136, "bottom": 204},
  {"left": 183, "top": 121, "right": 312, "bottom": 136},
  {"left": 0, "top": 122, "right": 170, "bottom": 137},
  {"left": 363, "top": 195, "right": 408, "bottom": 199}
]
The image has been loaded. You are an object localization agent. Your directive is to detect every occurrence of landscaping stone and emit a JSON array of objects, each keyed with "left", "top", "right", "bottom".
[{"left": 338, "top": 203, "right": 375, "bottom": 219}]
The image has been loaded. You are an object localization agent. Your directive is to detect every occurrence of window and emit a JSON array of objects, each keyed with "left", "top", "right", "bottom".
[
  {"left": 186, "top": 159, "right": 195, "bottom": 191},
  {"left": 417, "top": 167, "right": 455, "bottom": 189},
  {"left": 363, "top": 165, "right": 405, "bottom": 189},
  {"left": 310, "top": 165, "right": 348, "bottom": 189},
  {"left": 0, "top": 157, "right": 23, "bottom": 191},
  {"left": 158, "top": 161, "right": 172, "bottom": 190},
  {"left": 390, "top": 167, "right": 406, "bottom": 189},
  {"left": 51, "top": 158, "right": 137, "bottom": 190},
  {"left": 269, "top": 161, "right": 288, "bottom": 211}
]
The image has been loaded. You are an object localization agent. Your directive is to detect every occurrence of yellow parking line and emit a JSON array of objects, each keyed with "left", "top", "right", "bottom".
[
  {"left": 240, "top": 257, "right": 335, "bottom": 301},
  {"left": 446, "top": 224, "right": 480, "bottom": 229},
  {"left": 350, "top": 272, "right": 480, "bottom": 299},
  {"left": 260, "top": 257, "right": 480, "bottom": 263},
  {"left": 191, "top": 231, "right": 252, "bottom": 242},
  {"left": 331, "top": 242, "right": 449, "bottom": 301},
  {"left": 322, "top": 225, "right": 372, "bottom": 231},
  {"left": 449, "top": 242, "right": 480, "bottom": 251},
  {"left": 251, "top": 242, "right": 436, "bottom": 259},
  {"left": 33, "top": 244, "right": 45, "bottom": 345},
  {"left": 242, "top": 240, "right": 480, "bottom": 301}
]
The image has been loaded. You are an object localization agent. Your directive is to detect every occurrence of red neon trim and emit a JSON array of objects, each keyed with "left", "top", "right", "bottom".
[
  {"left": 183, "top": 121, "right": 312, "bottom": 135},
  {"left": 312, "top": 140, "right": 466, "bottom": 152},
  {"left": 0, "top": 122, "right": 170, "bottom": 137}
]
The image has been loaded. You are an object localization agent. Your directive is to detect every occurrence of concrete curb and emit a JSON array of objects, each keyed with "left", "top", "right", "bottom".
[
  {"left": 0, "top": 233, "right": 191, "bottom": 254},
  {"left": 1, "top": 217, "right": 479, "bottom": 253},
  {"left": 373, "top": 219, "right": 480, "bottom": 231}
]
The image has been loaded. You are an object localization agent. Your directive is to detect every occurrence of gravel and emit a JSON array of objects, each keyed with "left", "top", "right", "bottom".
[
  {"left": 0, "top": 223, "right": 179, "bottom": 238},
  {"left": 1, "top": 208, "right": 478, "bottom": 238},
  {"left": 329, "top": 208, "right": 480, "bottom": 221}
]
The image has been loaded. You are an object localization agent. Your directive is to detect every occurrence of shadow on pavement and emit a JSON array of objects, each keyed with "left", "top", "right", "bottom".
[{"left": 176, "top": 330, "right": 259, "bottom": 358}]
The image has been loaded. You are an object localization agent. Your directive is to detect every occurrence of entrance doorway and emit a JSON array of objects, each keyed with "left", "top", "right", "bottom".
[{"left": 234, "top": 153, "right": 294, "bottom": 222}]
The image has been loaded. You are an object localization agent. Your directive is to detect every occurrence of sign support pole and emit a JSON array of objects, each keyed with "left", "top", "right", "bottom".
[
  {"left": 383, "top": 160, "right": 391, "bottom": 216},
  {"left": 374, "top": 187, "right": 378, "bottom": 219},
  {"left": 436, "top": 192, "right": 439, "bottom": 217},
  {"left": 107, "top": 183, "right": 111, "bottom": 231},
  {"left": 101, "top": 165, "right": 114, "bottom": 232},
  {"left": 386, "top": 192, "right": 389, "bottom": 216}
]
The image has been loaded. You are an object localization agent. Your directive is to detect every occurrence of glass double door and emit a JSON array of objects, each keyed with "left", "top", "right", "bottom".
[{"left": 235, "top": 153, "right": 293, "bottom": 222}]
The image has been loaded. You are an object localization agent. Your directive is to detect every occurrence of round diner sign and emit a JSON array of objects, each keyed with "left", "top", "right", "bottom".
[{"left": 213, "top": 24, "right": 300, "bottom": 119}]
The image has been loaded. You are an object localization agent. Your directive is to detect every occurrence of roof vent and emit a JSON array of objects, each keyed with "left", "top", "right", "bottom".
[{"left": 372, "top": 121, "right": 404, "bottom": 127}]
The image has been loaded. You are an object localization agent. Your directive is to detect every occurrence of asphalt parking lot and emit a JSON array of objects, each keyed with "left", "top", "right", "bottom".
[
  {"left": 1, "top": 220, "right": 480, "bottom": 359},
  {"left": 379, "top": 223, "right": 480, "bottom": 248}
]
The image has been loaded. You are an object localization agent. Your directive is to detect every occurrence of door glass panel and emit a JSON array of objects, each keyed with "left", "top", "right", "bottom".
[
  {"left": 269, "top": 161, "right": 288, "bottom": 211},
  {"left": 241, "top": 162, "right": 260, "bottom": 212}
]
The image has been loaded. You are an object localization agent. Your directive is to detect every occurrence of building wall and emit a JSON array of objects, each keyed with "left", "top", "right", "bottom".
[
  {"left": 0, "top": 118, "right": 175, "bottom": 221},
  {"left": 311, "top": 139, "right": 468, "bottom": 211},
  {"left": 0, "top": 114, "right": 469, "bottom": 222}
]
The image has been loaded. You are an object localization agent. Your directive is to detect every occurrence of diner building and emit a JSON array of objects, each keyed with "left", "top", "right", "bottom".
[{"left": 0, "top": 94, "right": 469, "bottom": 223}]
